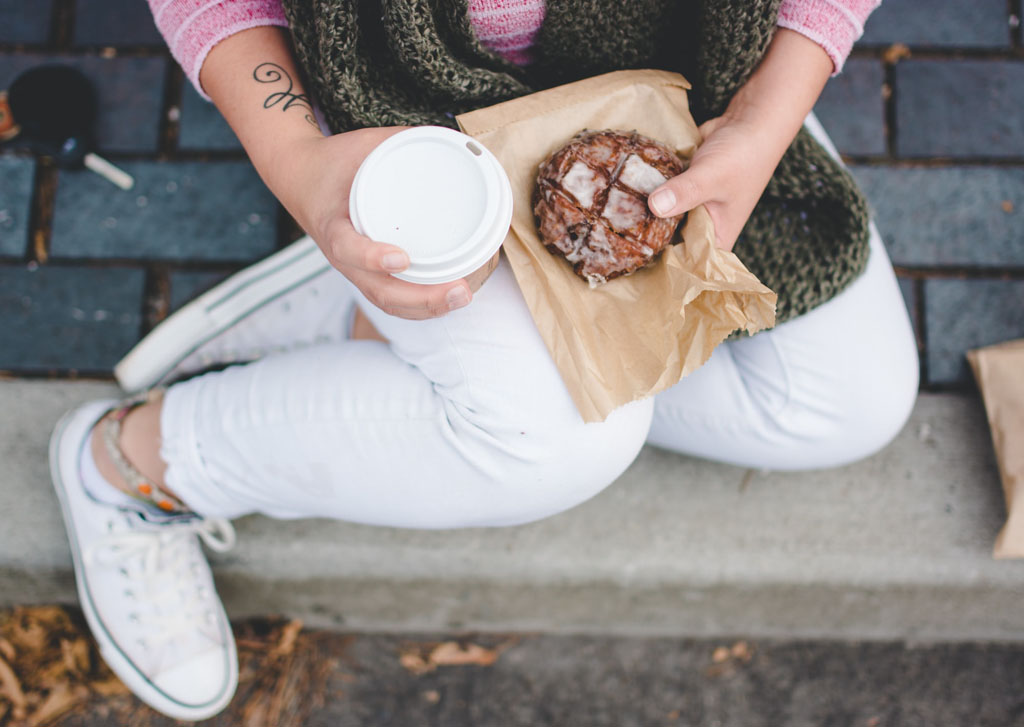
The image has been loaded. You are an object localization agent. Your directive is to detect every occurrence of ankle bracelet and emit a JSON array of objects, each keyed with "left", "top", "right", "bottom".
[{"left": 103, "top": 390, "right": 191, "bottom": 515}]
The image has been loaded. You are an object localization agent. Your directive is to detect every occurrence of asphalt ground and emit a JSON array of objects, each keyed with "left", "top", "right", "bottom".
[
  {"left": 246, "top": 631, "right": 1024, "bottom": 727},
  {"left": 5, "top": 609, "right": 1024, "bottom": 727}
]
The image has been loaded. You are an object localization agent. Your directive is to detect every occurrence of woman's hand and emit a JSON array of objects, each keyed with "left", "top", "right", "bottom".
[
  {"left": 647, "top": 28, "right": 835, "bottom": 252},
  {"left": 647, "top": 113, "right": 783, "bottom": 252},
  {"left": 274, "top": 128, "right": 473, "bottom": 319},
  {"left": 200, "top": 27, "right": 472, "bottom": 320}
]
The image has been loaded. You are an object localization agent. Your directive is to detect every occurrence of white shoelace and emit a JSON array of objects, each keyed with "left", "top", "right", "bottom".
[{"left": 84, "top": 517, "right": 236, "bottom": 671}]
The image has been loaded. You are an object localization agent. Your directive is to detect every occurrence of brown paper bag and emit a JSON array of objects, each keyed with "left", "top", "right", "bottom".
[
  {"left": 967, "top": 338, "right": 1024, "bottom": 558},
  {"left": 457, "top": 69, "right": 776, "bottom": 423}
]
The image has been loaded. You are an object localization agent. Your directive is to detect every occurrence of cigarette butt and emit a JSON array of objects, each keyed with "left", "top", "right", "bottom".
[{"left": 83, "top": 152, "right": 135, "bottom": 190}]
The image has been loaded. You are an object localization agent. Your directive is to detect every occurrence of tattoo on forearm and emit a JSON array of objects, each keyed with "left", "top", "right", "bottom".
[{"left": 253, "top": 62, "right": 318, "bottom": 129}]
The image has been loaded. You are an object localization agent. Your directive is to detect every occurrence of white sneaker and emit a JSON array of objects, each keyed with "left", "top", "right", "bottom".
[
  {"left": 50, "top": 400, "right": 238, "bottom": 720},
  {"left": 115, "top": 235, "right": 356, "bottom": 392}
]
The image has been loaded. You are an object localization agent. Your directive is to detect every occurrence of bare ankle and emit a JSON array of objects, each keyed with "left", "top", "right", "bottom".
[
  {"left": 91, "top": 414, "right": 131, "bottom": 494},
  {"left": 91, "top": 397, "right": 183, "bottom": 504}
]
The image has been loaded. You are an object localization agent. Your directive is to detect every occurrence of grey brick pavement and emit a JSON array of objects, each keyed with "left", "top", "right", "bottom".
[
  {"left": 0, "top": 1, "right": 1021, "bottom": 381},
  {"left": 812, "top": 58, "right": 885, "bottom": 157},
  {"left": 49, "top": 161, "right": 278, "bottom": 262},
  {"left": 897, "top": 276, "right": 917, "bottom": 336},
  {"left": 925, "top": 279, "right": 1024, "bottom": 385},
  {"left": 0, "top": 155, "right": 33, "bottom": 257},
  {"left": 73, "top": 0, "right": 164, "bottom": 47},
  {"left": 851, "top": 166, "right": 1024, "bottom": 267},
  {"left": 0, "top": 0, "right": 54, "bottom": 45},
  {"left": 0, "top": 265, "right": 145, "bottom": 371},
  {"left": 168, "top": 270, "right": 231, "bottom": 311},
  {"left": 860, "top": 0, "right": 1012, "bottom": 48},
  {"left": 895, "top": 60, "right": 1024, "bottom": 158}
]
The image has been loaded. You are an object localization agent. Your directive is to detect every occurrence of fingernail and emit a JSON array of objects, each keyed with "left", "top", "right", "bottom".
[
  {"left": 382, "top": 252, "right": 407, "bottom": 272},
  {"left": 446, "top": 287, "right": 470, "bottom": 310},
  {"left": 649, "top": 188, "right": 676, "bottom": 216}
]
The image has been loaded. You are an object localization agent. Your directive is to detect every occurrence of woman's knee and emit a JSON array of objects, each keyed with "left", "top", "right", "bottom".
[
  {"left": 837, "top": 351, "right": 919, "bottom": 463},
  {"left": 777, "top": 344, "right": 919, "bottom": 469},
  {"left": 479, "top": 396, "right": 655, "bottom": 526}
]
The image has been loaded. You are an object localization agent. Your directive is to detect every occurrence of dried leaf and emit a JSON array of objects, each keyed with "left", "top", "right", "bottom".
[
  {"left": 730, "top": 641, "right": 752, "bottom": 662},
  {"left": 241, "top": 693, "right": 271, "bottom": 727},
  {"left": 6, "top": 618, "right": 44, "bottom": 653},
  {"left": 707, "top": 641, "right": 755, "bottom": 678},
  {"left": 428, "top": 642, "right": 499, "bottom": 668},
  {"left": 232, "top": 618, "right": 337, "bottom": 727},
  {"left": 60, "top": 638, "right": 91, "bottom": 677},
  {"left": 236, "top": 639, "right": 269, "bottom": 650},
  {"left": 35, "top": 659, "right": 74, "bottom": 688},
  {"left": 89, "top": 676, "right": 130, "bottom": 697},
  {"left": 3, "top": 607, "right": 70, "bottom": 651},
  {"left": 33, "top": 231, "right": 49, "bottom": 265},
  {"left": 0, "top": 653, "right": 28, "bottom": 714},
  {"left": 882, "top": 43, "right": 911, "bottom": 64},
  {"left": 0, "top": 637, "right": 16, "bottom": 662},
  {"left": 0, "top": 607, "right": 133, "bottom": 725},
  {"left": 0, "top": 610, "right": 344, "bottom": 727},
  {"left": 399, "top": 652, "right": 433, "bottom": 675},
  {"left": 269, "top": 620, "right": 303, "bottom": 658},
  {"left": 27, "top": 682, "right": 89, "bottom": 727},
  {"left": 1002, "top": 200, "right": 1014, "bottom": 213}
]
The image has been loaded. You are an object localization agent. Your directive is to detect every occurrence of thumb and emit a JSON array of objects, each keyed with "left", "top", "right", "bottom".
[{"left": 648, "top": 165, "right": 714, "bottom": 219}]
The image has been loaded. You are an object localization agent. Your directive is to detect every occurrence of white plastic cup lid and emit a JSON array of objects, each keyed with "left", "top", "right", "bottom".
[{"left": 349, "top": 126, "right": 513, "bottom": 285}]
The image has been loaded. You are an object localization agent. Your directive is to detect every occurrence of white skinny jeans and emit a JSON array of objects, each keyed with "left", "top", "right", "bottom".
[{"left": 160, "top": 118, "right": 919, "bottom": 527}]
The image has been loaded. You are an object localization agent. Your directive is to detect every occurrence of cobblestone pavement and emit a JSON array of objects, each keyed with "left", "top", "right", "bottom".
[{"left": 0, "top": 1, "right": 1023, "bottom": 381}]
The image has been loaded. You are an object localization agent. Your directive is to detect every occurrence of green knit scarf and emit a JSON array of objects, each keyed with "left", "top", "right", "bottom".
[{"left": 283, "top": 0, "right": 871, "bottom": 325}]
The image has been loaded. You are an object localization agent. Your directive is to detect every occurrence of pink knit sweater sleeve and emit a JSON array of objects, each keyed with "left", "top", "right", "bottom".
[
  {"left": 150, "top": 0, "right": 878, "bottom": 101},
  {"left": 777, "top": 0, "right": 881, "bottom": 73},
  {"left": 148, "top": 0, "right": 288, "bottom": 99}
]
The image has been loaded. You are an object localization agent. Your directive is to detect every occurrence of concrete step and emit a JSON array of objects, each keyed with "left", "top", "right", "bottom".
[{"left": 2, "top": 381, "right": 1021, "bottom": 642}]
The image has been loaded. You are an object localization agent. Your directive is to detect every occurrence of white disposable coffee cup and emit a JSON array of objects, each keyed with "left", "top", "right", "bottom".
[{"left": 348, "top": 126, "right": 513, "bottom": 291}]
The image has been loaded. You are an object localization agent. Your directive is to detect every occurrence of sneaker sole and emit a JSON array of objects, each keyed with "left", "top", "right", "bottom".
[
  {"left": 49, "top": 406, "right": 238, "bottom": 720},
  {"left": 115, "top": 236, "right": 332, "bottom": 392}
]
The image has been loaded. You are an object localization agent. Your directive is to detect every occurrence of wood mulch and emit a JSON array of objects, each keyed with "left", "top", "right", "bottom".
[{"left": 0, "top": 607, "right": 339, "bottom": 726}]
